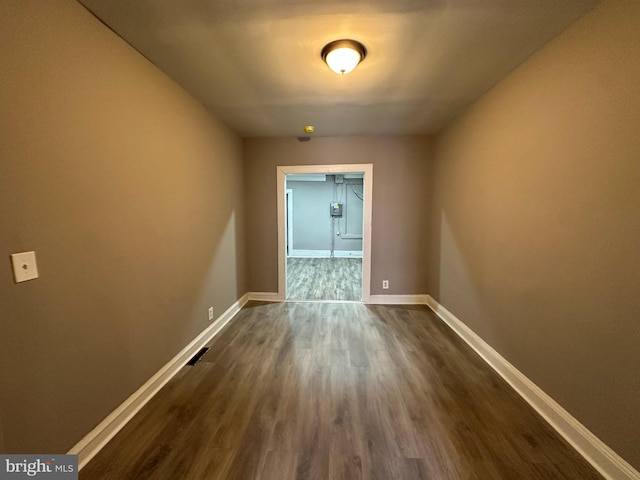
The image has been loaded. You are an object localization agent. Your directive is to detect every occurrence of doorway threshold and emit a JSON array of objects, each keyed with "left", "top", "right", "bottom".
[{"left": 284, "top": 299, "right": 362, "bottom": 304}]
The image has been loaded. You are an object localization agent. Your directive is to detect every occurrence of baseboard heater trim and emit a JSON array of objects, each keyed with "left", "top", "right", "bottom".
[
  {"left": 68, "top": 293, "right": 250, "bottom": 470},
  {"left": 424, "top": 295, "right": 640, "bottom": 480}
]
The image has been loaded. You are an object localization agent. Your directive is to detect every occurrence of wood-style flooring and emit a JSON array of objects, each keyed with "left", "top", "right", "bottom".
[
  {"left": 287, "top": 257, "right": 362, "bottom": 301},
  {"left": 80, "top": 302, "right": 604, "bottom": 480}
]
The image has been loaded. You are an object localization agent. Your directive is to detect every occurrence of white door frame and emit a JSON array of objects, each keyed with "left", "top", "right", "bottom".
[
  {"left": 276, "top": 164, "right": 373, "bottom": 302},
  {"left": 285, "top": 188, "right": 293, "bottom": 256}
]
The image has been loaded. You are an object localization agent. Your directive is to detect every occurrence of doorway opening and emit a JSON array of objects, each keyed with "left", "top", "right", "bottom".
[{"left": 276, "top": 164, "right": 373, "bottom": 303}]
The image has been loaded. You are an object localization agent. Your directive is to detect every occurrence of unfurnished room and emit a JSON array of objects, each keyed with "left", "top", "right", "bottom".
[{"left": 1, "top": 1, "right": 639, "bottom": 479}]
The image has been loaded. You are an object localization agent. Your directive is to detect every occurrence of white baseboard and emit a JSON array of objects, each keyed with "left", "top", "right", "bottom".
[
  {"left": 69, "top": 293, "right": 249, "bottom": 470},
  {"left": 67, "top": 290, "right": 638, "bottom": 479},
  {"left": 247, "top": 291, "right": 283, "bottom": 302},
  {"left": 425, "top": 295, "right": 640, "bottom": 480},
  {"left": 288, "top": 249, "right": 363, "bottom": 258},
  {"left": 367, "top": 294, "right": 430, "bottom": 305}
]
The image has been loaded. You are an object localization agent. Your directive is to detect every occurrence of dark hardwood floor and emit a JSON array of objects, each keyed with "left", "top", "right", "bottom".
[{"left": 81, "top": 302, "right": 604, "bottom": 480}]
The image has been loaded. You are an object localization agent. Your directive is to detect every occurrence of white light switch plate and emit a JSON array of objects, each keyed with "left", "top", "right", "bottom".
[{"left": 10, "top": 251, "right": 39, "bottom": 283}]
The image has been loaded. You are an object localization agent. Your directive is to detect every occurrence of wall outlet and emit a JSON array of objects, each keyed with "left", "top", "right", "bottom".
[
  {"left": 208, "top": 307, "right": 214, "bottom": 320},
  {"left": 382, "top": 280, "right": 389, "bottom": 289}
]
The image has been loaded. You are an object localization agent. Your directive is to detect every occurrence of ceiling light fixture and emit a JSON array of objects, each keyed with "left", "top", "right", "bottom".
[{"left": 321, "top": 39, "right": 367, "bottom": 75}]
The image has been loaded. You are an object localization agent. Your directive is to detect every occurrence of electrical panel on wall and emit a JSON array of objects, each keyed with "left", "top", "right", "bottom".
[{"left": 330, "top": 202, "right": 343, "bottom": 217}]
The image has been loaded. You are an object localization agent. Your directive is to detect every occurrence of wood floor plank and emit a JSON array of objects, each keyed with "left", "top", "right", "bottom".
[
  {"left": 287, "top": 258, "right": 362, "bottom": 301},
  {"left": 260, "top": 449, "right": 298, "bottom": 480},
  {"left": 81, "top": 302, "right": 605, "bottom": 480}
]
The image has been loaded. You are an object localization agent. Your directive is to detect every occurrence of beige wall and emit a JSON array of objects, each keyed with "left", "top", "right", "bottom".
[
  {"left": 2, "top": 0, "right": 637, "bottom": 470},
  {"left": 0, "top": 1, "right": 245, "bottom": 453},
  {"left": 428, "top": 0, "right": 640, "bottom": 469},
  {"left": 243, "top": 136, "right": 431, "bottom": 295}
]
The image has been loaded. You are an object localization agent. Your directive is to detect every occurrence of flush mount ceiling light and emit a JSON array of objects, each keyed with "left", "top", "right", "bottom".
[{"left": 321, "top": 39, "right": 367, "bottom": 75}]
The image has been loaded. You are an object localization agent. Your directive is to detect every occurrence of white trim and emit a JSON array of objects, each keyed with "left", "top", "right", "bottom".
[
  {"left": 247, "top": 292, "right": 282, "bottom": 302},
  {"left": 424, "top": 295, "right": 640, "bottom": 480},
  {"left": 286, "top": 189, "right": 293, "bottom": 257},
  {"left": 69, "top": 293, "right": 249, "bottom": 470},
  {"left": 277, "top": 170, "right": 287, "bottom": 302},
  {"left": 286, "top": 174, "right": 327, "bottom": 182},
  {"left": 288, "top": 249, "right": 363, "bottom": 258},
  {"left": 367, "top": 294, "right": 430, "bottom": 305},
  {"left": 277, "top": 164, "right": 373, "bottom": 303}
]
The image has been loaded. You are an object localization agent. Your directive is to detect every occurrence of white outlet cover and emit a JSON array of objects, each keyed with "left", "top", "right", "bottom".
[
  {"left": 10, "top": 251, "right": 39, "bottom": 283},
  {"left": 208, "top": 307, "right": 214, "bottom": 320}
]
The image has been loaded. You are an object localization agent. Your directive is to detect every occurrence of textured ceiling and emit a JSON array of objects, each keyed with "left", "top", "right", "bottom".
[{"left": 79, "top": 0, "right": 599, "bottom": 138}]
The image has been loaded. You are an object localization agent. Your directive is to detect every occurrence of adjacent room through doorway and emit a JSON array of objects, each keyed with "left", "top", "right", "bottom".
[
  {"left": 276, "top": 164, "right": 373, "bottom": 303},
  {"left": 285, "top": 172, "right": 364, "bottom": 301}
]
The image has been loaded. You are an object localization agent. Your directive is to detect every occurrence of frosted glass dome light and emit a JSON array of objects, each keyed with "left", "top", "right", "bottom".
[{"left": 321, "top": 40, "right": 367, "bottom": 75}]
